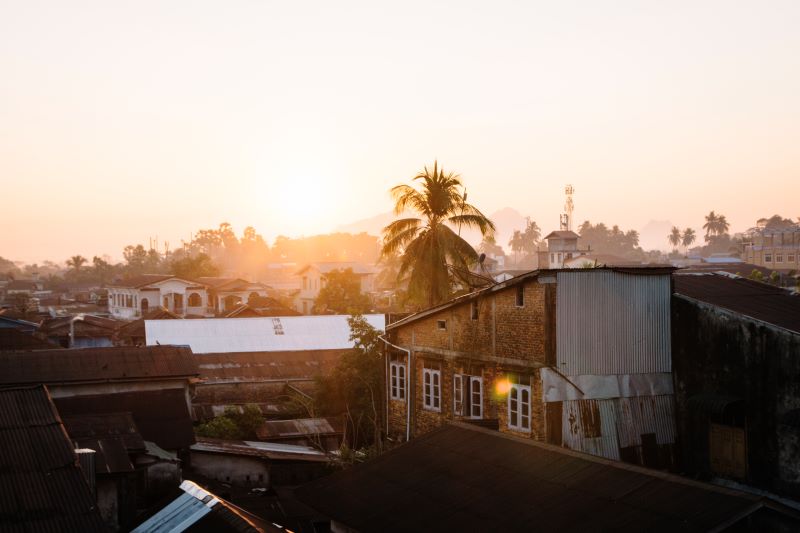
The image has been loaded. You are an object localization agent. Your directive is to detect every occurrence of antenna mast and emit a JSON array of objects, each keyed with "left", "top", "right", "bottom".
[{"left": 563, "top": 184, "right": 574, "bottom": 231}]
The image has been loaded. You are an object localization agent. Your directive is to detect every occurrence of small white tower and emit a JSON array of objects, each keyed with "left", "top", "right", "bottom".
[{"left": 563, "top": 184, "right": 574, "bottom": 232}]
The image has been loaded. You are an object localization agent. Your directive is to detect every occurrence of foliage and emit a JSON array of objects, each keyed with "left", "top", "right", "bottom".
[
  {"left": 758, "top": 214, "right": 796, "bottom": 230},
  {"left": 195, "top": 405, "right": 263, "bottom": 440},
  {"left": 11, "top": 293, "right": 34, "bottom": 315},
  {"left": 0, "top": 256, "right": 21, "bottom": 277},
  {"left": 313, "top": 268, "right": 372, "bottom": 314},
  {"left": 381, "top": 162, "right": 495, "bottom": 307},
  {"left": 749, "top": 269, "right": 764, "bottom": 282},
  {"left": 681, "top": 228, "right": 696, "bottom": 249},
  {"left": 314, "top": 315, "right": 385, "bottom": 450},
  {"left": 667, "top": 227, "right": 682, "bottom": 250},
  {"left": 578, "top": 221, "right": 643, "bottom": 259},
  {"left": 702, "top": 211, "right": 730, "bottom": 241},
  {"left": 478, "top": 235, "right": 505, "bottom": 257},
  {"left": 170, "top": 253, "right": 219, "bottom": 279}
]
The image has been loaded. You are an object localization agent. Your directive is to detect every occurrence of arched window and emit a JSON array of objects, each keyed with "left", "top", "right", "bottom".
[
  {"left": 141, "top": 298, "right": 149, "bottom": 313},
  {"left": 188, "top": 293, "right": 202, "bottom": 307},
  {"left": 248, "top": 292, "right": 261, "bottom": 305}
]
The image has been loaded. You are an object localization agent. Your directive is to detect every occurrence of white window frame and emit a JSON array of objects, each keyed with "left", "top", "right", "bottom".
[
  {"left": 469, "top": 376, "right": 483, "bottom": 419},
  {"left": 453, "top": 374, "right": 464, "bottom": 416},
  {"left": 390, "top": 362, "right": 406, "bottom": 400},
  {"left": 423, "top": 368, "right": 441, "bottom": 411},
  {"left": 508, "top": 383, "right": 531, "bottom": 432}
]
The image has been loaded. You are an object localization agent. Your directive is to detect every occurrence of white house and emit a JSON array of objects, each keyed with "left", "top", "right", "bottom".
[
  {"left": 293, "top": 262, "right": 376, "bottom": 314},
  {"left": 108, "top": 275, "right": 212, "bottom": 319},
  {"left": 194, "top": 277, "right": 271, "bottom": 314}
]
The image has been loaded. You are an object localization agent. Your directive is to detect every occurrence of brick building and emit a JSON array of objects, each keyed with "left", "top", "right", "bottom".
[{"left": 384, "top": 267, "right": 676, "bottom": 468}]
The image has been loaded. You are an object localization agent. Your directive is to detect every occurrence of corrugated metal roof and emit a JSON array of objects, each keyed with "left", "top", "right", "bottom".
[
  {"left": 191, "top": 437, "right": 328, "bottom": 462},
  {"left": 196, "top": 349, "right": 344, "bottom": 383},
  {"left": 295, "top": 423, "right": 793, "bottom": 533},
  {"left": 145, "top": 315, "right": 385, "bottom": 354},
  {"left": 0, "top": 345, "right": 199, "bottom": 385},
  {"left": 556, "top": 270, "right": 672, "bottom": 375},
  {"left": 674, "top": 273, "right": 800, "bottom": 333},
  {"left": 62, "top": 412, "right": 145, "bottom": 474},
  {"left": 0, "top": 385, "right": 106, "bottom": 532},
  {"left": 55, "top": 388, "right": 195, "bottom": 451},
  {"left": 256, "top": 417, "right": 343, "bottom": 440}
]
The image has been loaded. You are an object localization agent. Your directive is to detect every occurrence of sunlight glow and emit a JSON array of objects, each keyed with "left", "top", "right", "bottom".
[{"left": 495, "top": 378, "right": 512, "bottom": 395}]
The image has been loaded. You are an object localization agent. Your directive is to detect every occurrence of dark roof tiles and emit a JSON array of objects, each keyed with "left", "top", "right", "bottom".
[
  {"left": 0, "top": 345, "right": 199, "bottom": 386},
  {"left": 674, "top": 273, "right": 800, "bottom": 333}
]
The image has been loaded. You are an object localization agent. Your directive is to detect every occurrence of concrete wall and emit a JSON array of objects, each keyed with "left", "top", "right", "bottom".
[
  {"left": 189, "top": 452, "right": 269, "bottom": 487},
  {"left": 672, "top": 294, "right": 800, "bottom": 498}
]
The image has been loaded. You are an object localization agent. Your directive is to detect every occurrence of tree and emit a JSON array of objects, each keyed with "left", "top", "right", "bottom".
[
  {"left": 66, "top": 255, "right": 87, "bottom": 273},
  {"left": 681, "top": 228, "right": 696, "bottom": 251},
  {"left": 170, "top": 253, "right": 219, "bottom": 279},
  {"left": 315, "top": 315, "right": 385, "bottom": 451},
  {"left": 521, "top": 219, "right": 541, "bottom": 255},
  {"left": 478, "top": 235, "right": 505, "bottom": 258},
  {"left": 668, "top": 227, "right": 682, "bottom": 250},
  {"left": 195, "top": 405, "right": 263, "bottom": 440},
  {"left": 703, "top": 211, "right": 730, "bottom": 241},
  {"left": 381, "top": 162, "right": 495, "bottom": 307},
  {"left": 313, "top": 268, "right": 371, "bottom": 314},
  {"left": 508, "top": 230, "right": 524, "bottom": 265}
]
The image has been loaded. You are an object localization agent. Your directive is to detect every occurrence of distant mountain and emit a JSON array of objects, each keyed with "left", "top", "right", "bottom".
[
  {"left": 336, "top": 207, "right": 531, "bottom": 255},
  {"left": 638, "top": 220, "right": 674, "bottom": 252}
]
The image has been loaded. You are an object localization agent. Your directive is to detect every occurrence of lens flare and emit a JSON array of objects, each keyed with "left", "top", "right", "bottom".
[{"left": 495, "top": 378, "right": 511, "bottom": 395}]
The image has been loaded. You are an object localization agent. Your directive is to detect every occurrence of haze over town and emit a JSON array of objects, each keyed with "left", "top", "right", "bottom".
[{"left": 2, "top": 0, "right": 799, "bottom": 262}]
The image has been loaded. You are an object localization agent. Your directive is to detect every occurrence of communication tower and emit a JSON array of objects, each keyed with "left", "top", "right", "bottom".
[{"left": 562, "top": 184, "right": 575, "bottom": 231}]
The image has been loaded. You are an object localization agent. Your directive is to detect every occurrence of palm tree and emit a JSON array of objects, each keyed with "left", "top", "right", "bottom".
[
  {"left": 381, "top": 162, "right": 495, "bottom": 307},
  {"left": 508, "top": 230, "right": 524, "bottom": 265},
  {"left": 703, "top": 211, "right": 719, "bottom": 241},
  {"left": 521, "top": 218, "right": 541, "bottom": 255},
  {"left": 66, "top": 255, "right": 87, "bottom": 273},
  {"left": 681, "top": 228, "right": 696, "bottom": 252},
  {"left": 668, "top": 227, "right": 682, "bottom": 251}
]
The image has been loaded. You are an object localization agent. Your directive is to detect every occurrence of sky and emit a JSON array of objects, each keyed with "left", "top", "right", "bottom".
[{"left": 1, "top": 0, "right": 799, "bottom": 263}]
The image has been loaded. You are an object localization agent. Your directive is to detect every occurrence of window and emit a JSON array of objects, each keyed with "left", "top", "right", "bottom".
[
  {"left": 515, "top": 284, "right": 524, "bottom": 307},
  {"left": 508, "top": 383, "right": 531, "bottom": 432},
  {"left": 453, "top": 375, "right": 464, "bottom": 416},
  {"left": 390, "top": 362, "right": 406, "bottom": 400},
  {"left": 141, "top": 298, "right": 149, "bottom": 313},
  {"left": 470, "top": 377, "right": 483, "bottom": 418},
  {"left": 550, "top": 253, "right": 554, "bottom": 263},
  {"left": 437, "top": 320, "right": 447, "bottom": 331},
  {"left": 789, "top": 254, "right": 796, "bottom": 263},
  {"left": 188, "top": 293, "right": 202, "bottom": 307},
  {"left": 470, "top": 301, "right": 478, "bottom": 320},
  {"left": 423, "top": 368, "right": 441, "bottom": 411},
  {"left": 765, "top": 254, "right": 773, "bottom": 262},
  {"left": 776, "top": 254, "right": 783, "bottom": 263},
  {"left": 302, "top": 276, "right": 308, "bottom": 290}
]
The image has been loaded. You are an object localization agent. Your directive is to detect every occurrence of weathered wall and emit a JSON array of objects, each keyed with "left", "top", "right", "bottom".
[
  {"left": 672, "top": 295, "right": 800, "bottom": 497},
  {"left": 189, "top": 452, "right": 270, "bottom": 487}
]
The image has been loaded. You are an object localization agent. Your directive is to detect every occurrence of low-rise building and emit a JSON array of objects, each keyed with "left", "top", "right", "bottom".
[
  {"left": 384, "top": 267, "right": 676, "bottom": 468},
  {"left": 294, "top": 262, "right": 376, "bottom": 314},
  {"left": 672, "top": 272, "right": 800, "bottom": 499},
  {"left": 296, "top": 423, "right": 800, "bottom": 533},
  {"left": 741, "top": 221, "right": 800, "bottom": 271}
]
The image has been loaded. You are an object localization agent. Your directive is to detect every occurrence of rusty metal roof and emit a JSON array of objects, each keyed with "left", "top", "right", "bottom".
[
  {"left": 62, "top": 412, "right": 145, "bottom": 475},
  {"left": 674, "top": 273, "right": 800, "bottom": 333},
  {"left": 0, "top": 385, "right": 106, "bottom": 532},
  {"left": 192, "top": 437, "right": 329, "bottom": 463},
  {"left": 0, "top": 345, "right": 199, "bottom": 386},
  {"left": 295, "top": 423, "right": 796, "bottom": 532},
  {"left": 55, "top": 388, "right": 195, "bottom": 451},
  {"left": 196, "top": 349, "right": 345, "bottom": 383},
  {"left": 0, "top": 328, "right": 59, "bottom": 351},
  {"left": 256, "top": 417, "right": 344, "bottom": 441}
]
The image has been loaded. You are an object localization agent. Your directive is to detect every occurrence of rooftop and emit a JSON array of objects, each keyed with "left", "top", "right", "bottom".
[
  {"left": 145, "top": 314, "right": 386, "bottom": 354},
  {"left": 0, "top": 385, "right": 106, "bottom": 532},
  {"left": 62, "top": 412, "right": 145, "bottom": 474},
  {"left": 0, "top": 345, "right": 199, "bottom": 386},
  {"left": 192, "top": 437, "right": 329, "bottom": 462},
  {"left": 256, "top": 417, "right": 344, "bottom": 441},
  {"left": 296, "top": 261, "right": 376, "bottom": 276},
  {"left": 195, "top": 349, "right": 344, "bottom": 383},
  {"left": 674, "top": 273, "right": 800, "bottom": 334},
  {"left": 296, "top": 423, "right": 798, "bottom": 533}
]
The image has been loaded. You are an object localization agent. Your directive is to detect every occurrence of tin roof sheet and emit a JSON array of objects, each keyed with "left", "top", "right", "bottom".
[
  {"left": 0, "top": 345, "right": 199, "bottom": 386},
  {"left": 145, "top": 315, "right": 385, "bottom": 354},
  {"left": 295, "top": 423, "right": 792, "bottom": 533},
  {"left": 0, "top": 385, "right": 106, "bottom": 532}
]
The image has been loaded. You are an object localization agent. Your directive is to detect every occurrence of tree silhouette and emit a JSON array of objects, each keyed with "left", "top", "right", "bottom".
[{"left": 381, "top": 162, "right": 495, "bottom": 307}]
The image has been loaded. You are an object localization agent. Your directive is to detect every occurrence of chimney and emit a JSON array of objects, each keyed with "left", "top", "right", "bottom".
[{"left": 75, "top": 448, "right": 97, "bottom": 500}]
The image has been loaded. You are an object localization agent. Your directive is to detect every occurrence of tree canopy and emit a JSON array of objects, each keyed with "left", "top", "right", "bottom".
[
  {"left": 313, "top": 268, "right": 372, "bottom": 314},
  {"left": 381, "top": 162, "right": 495, "bottom": 307}
]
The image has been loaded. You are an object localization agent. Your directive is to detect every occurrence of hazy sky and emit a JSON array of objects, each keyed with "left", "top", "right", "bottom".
[{"left": 1, "top": 0, "right": 798, "bottom": 263}]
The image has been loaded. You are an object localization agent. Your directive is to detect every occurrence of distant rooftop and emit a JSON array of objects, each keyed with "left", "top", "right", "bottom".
[
  {"left": 674, "top": 272, "right": 800, "bottom": 333},
  {"left": 145, "top": 314, "right": 386, "bottom": 354}
]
